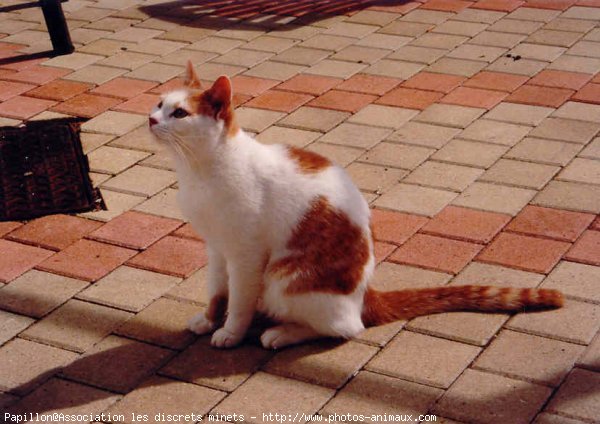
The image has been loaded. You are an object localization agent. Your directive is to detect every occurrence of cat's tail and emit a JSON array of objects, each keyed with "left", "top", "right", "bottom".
[{"left": 361, "top": 285, "right": 563, "bottom": 327}]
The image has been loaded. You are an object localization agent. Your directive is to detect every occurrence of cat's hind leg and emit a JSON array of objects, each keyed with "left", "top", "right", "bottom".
[
  {"left": 188, "top": 246, "right": 228, "bottom": 335},
  {"left": 260, "top": 323, "right": 322, "bottom": 349}
]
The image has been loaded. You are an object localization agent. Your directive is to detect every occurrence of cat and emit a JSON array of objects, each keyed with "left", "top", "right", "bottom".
[{"left": 148, "top": 61, "right": 563, "bottom": 349}]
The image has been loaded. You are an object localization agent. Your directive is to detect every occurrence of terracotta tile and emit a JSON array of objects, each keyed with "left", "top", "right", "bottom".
[
  {"left": 7, "top": 214, "right": 101, "bottom": 251},
  {"left": 506, "top": 205, "right": 595, "bottom": 242},
  {"left": 0, "top": 221, "right": 21, "bottom": 237},
  {"left": 276, "top": 74, "right": 342, "bottom": 96},
  {"left": 473, "top": 329, "right": 585, "bottom": 386},
  {"left": 528, "top": 70, "right": 593, "bottom": 90},
  {"left": 478, "top": 232, "right": 571, "bottom": 273},
  {"left": 573, "top": 82, "right": 600, "bottom": 104},
  {"left": 464, "top": 71, "right": 529, "bottom": 92},
  {"left": 37, "top": 239, "right": 136, "bottom": 282},
  {"left": 51, "top": 93, "right": 122, "bottom": 118},
  {"left": 402, "top": 71, "right": 466, "bottom": 94},
  {"left": 336, "top": 74, "right": 402, "bottom": 95},
  {"left": 149, "top": 77, "right": 185, "bottom": 94},
  {"left": 421, "top": 0, "right": 474, "bottom": 11},
  {"left": 91, "top": 77, "right": 158, "bottom": 99},
  {"left": 21, "top": 299, "right": 132, "bottom": 352},
  {"left": 264, "top": 340, "right": 377, "bottom": 389},
  {"left": 390, "top": 233, "right": 483, "bottom": 274},
  {"left": 127, "top": 236, "right": 207, "bottom": 278},
  {"left": 525, "top": 0, "right": 576, "bottom": 9},
  {"left": 160, "top": 338, "right": 273, "bottom": 391},
  {"left": 0, "top": 95, "right": 56, "bottom": 119},
  {"left": 374, "top": 240, "right": 397, "bottom": 263},
  {"left": 88, "top": 211, "right": 182, "bottom": 250},
  {"left": 592, "top": 217, "right": 600, "bottom": 231},
  {"left": 0, "top": 339, "right": 78, "bottom": 395},
  {"left": 506, "top": 85, "right": 575, "bottom": 107},
  {"left": 7, "top": 378, "right": 120, "bottom": 418},
  {"left": 366, "top": 331, "right": 481, "bottom": 389},
  {"left": 62, "top": 335, "right": 172, "bottom": 393},
  {"left": 376, "top": 87, "right": 443, "bottom": 110},
  {"left": 565, "top": 230, "right": 600, "bottom": 266},
  {"left": 546, "top": 368, "right": 600, "bottom": 422},
  {"left": 245, "top": 89, "right": 313, "bottom": 113},
  {"left": 0, "top": 240, "right": 53, "bottom": 283},
  {"left": 470, "top": 0, "right": 525, "bottom": 12},
  {"left": 441, "top": 86, "right": 508, "bottom": 109},
  {"left": 308, "top": 90, "right": 377, "bottom": 113},
  {"left": 370, "top": 209, "right": 428, "bottom": 245},
  {"left": 332, "top": 376, "right": 436, "bottom": 423},
  {"left": 112, "top": 93, "right": 161, "bottom": 114},
  {"left": 116, "top": 297, "right": 197, "bottom": 349},
  {"left": 5, "top": 65, "right": 70, "bottom": 85},
  {"left": 105, "top": 375, "right": 224, "bottom": 422},
  {"left": 230, "top": 75, "right": 279, "bottom": 96},
  {"left": 433, "top": 369, "right": 552, "bottom": 424},
  {"left": 0, "top": 270, "right": 88, "bottom": 318},
  {"left": 213, "top": 372, "right": 333, "bottom": 422},
  {"left": 0, "top": 80, "right": 35, "bottom": 101},
  {"left": 24, "top": 79, "right": 91, "bottom": 102},
  {"left": 422, "top": 206, "right": 510, "bottom": 244},
  {"left": 170, "top": 223, "right": 202, "bottom": 241}
]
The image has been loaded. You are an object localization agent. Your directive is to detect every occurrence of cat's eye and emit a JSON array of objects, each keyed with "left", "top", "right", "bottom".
[
  {"left": 172, "top": 108, "right": 189, "bottom": 119},
  {"left": 157, "top": 101, "right": 163, "bottom": 108}
]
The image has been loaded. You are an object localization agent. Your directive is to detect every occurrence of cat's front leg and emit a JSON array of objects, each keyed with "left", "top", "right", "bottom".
[
  {"left": 211, "top": 255, "right": 263, "bottom": 348},
  {"left": 189, "top": 246, "right": 229, "bottom": 335}
]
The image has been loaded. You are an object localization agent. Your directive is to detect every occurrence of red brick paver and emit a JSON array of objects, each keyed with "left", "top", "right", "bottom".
[
  {"left": 7, "top": 214, "right": 102, "bottom": 250},
  {"left": 478, "top": 232, "right": 571, "bottom": 273},
  {"left": 505, "top": 205, "right": 595, "bottom": 242},
  {"left": 421, "top": 206, "right": 510, "bottom": 244},
  {"left": 390, "top": 233, "right": 483, "bottom": 274},
  {"left": 37, "top": 239, "right": 137, "bottom": 282},
  {"left": 565, "top": 230, "right": 600, "bottom": 266},
  {"left": 127, "top": 236, "right": 207, "bottom": 278}
]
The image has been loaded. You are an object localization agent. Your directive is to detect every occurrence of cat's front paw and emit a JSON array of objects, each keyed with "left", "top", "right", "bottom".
[
  {"left": 188, "top": 313, "right": 216, "bottom": 335},
  {"left": 211, "top": 327, "right": 244, "bottom": 348}
]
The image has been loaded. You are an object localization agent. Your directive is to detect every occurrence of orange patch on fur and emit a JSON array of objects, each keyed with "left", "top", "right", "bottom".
[
  {"left": 269, "top": 196, "right": 370, "bottom": 295},
  {"left": 190, "top": 90, "right": 239, "bottom": 138},
  {"left": 205, "top": 294, "right": 227, "bottom": 323},
  {"left": 362, "top": 285, "right": 564, "bottom": 327},
  {"left": 287, "top": 146, "right": 331, "bottom": 174}
]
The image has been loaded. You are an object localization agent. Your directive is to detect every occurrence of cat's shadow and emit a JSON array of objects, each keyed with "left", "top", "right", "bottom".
[
  {"left": 137, "top": 0, "right": 414, "bottom": 32},
  {"left": 4, "top": 299, "right": 598, "bottom": 421}
]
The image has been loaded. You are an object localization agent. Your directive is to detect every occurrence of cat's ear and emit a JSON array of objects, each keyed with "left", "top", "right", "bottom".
[
  {"left": 207, "top": 76, "right": 232, "bottom": 119},
  {"left": 184, "top": 60, "right": 202, "bottom": 89}
]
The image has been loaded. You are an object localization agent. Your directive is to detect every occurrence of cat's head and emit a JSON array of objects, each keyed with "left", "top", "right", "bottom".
[{"left": 148, "top": 61, "right": 239, "bottom": 156}]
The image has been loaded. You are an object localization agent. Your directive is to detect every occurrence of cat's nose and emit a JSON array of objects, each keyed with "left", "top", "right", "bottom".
[{"left": 149, "top": 116, "right": 158, "bottom": 127}]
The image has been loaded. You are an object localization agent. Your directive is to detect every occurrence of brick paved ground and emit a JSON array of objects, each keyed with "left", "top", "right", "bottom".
[{"left": 0, "top": 0, "right": 599, "bottom": 423}]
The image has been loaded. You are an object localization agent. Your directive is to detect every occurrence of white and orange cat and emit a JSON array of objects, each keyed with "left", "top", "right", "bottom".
[{"left": 149, "top": 62, "right": 563, "bottom": 349}]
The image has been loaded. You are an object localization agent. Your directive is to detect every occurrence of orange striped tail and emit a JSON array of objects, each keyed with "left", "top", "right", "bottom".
[{"left": 361, "top": 285, "right": 564, "bottom": 327}]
